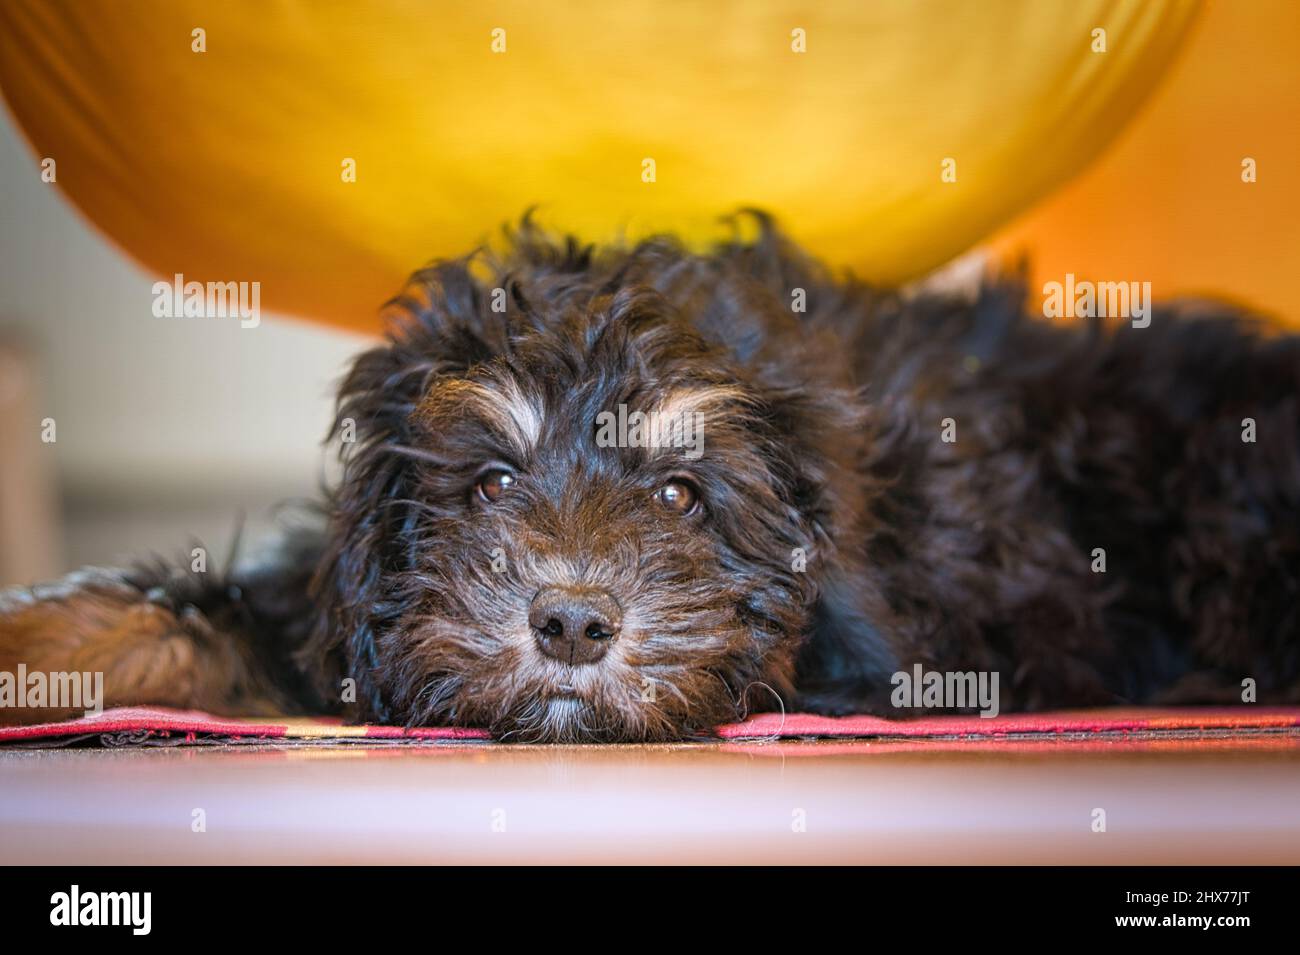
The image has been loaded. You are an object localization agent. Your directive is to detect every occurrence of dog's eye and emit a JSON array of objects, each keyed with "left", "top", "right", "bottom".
[
  {"left": 654, "top": 479, "right": 699, "bottom": 516},
  {"left": 476, "top": 469, "right": 516, "bottom": 503}
]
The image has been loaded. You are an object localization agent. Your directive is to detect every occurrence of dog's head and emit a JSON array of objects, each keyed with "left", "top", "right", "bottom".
[{"left": 312, "top": 222, "right": 864, "bottom": 740}]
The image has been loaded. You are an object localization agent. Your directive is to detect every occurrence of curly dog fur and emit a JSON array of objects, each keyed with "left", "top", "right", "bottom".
[{"left": 3, "top": 216, "right": 1298, "bottom": 739}]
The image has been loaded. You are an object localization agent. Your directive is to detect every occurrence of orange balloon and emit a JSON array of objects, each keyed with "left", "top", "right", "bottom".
[
  {"left": 0, "top": 0, "right": 1199, "bottom": 333},
  {"left": 990, "top": 0, "right": 1300, "bottom": 326}
]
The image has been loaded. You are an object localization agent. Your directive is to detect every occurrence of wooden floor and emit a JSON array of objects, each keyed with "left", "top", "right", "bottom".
[{"left": 2, "top": 738, "right": 1299, "bottom": 864}]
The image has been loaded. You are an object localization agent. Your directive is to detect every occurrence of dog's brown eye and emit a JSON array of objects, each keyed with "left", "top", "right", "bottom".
[
  {"left": 654, "top": 480, "right": 698, "bottom": 515},
  {"left": 476, "top": 469, "right": 516, "bottom": 503}
]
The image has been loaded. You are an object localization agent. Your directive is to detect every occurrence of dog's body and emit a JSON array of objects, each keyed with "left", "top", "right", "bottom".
[{"left": 4, "top": 219, "right": 1299, "bottom": 739}]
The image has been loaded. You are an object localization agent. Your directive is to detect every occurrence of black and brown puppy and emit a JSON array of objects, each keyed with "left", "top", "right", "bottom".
[{"left": 3, "top": 216, "right": 1299, "bottom": 740}]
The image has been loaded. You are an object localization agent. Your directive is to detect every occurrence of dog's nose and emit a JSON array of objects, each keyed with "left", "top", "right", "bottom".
[{"left": 529, "top": 587, "right": 622, "bottom": 665}]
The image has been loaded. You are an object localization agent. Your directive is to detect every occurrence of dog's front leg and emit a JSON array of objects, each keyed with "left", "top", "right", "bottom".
[{"left": 0, "top": 535, "right": 330, "bottom": 725}]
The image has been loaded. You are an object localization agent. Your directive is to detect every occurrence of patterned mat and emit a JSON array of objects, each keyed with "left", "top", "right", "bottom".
[{"left": 3, "top": 705, "right": 1299, "bottom": 746}]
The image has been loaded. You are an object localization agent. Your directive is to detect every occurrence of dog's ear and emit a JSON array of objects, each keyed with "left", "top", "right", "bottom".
[
  {"left": 759, "top": 378, "right": 869, "bottom": 566},
  {"left": 303, "top": 261, "right": 504, "bottom": 720}
]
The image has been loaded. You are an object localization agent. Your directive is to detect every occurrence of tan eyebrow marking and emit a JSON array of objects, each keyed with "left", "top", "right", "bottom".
[
  {"left": 414, "top": 376, "right": 542, "bottom": 456},
  {"left": 645, "top": 385, "right": 750, "bottom": 457}
]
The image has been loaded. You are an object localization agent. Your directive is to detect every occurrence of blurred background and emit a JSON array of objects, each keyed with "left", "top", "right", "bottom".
[
  {"left": 0, "top": 109, "right": 363, "bottom": 583},
  {"left": 0, "top": 0, "right": 1295, "bottom": 588}
]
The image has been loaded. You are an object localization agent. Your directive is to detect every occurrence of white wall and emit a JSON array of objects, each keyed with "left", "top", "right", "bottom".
[{"left": 0, "top": 107, "right": 371, "bottom": 574}]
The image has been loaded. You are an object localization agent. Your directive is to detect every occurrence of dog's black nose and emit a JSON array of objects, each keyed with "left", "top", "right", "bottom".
[{"left": 529, "top": 587, "right": 622, "bottom": 665}]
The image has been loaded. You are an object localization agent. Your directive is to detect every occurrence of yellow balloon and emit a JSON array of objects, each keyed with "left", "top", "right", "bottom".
[{"left": 0, "top": 1, "right": 1198, "bottom": 332}]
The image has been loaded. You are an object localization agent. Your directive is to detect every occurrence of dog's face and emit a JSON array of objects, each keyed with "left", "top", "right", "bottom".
[{"left": 318, "top": 236, "right": 858, "bottom": 741}]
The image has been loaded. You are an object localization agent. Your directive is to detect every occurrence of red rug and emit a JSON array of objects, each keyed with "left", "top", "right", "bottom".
[{"left": 2, "top": 705, "right": 1299, "bottom": 746}]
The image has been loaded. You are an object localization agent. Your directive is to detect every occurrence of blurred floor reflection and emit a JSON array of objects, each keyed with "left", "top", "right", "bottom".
[{"left": 2, "top": 739, "right": 1298, "bottom": 864}]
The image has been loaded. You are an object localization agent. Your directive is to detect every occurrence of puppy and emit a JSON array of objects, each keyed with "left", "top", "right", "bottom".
[{"left": 3, "top": 216, "right": 1298, "bottom": 740}]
